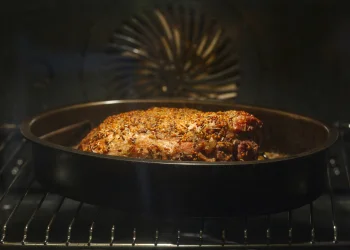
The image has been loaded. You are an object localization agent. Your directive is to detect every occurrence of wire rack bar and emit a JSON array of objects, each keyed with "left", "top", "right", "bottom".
[
  {"left": 221, "top": 229, "right": 225, "bottom": 246},
  {"left": 288, "top": 210, "right": 293, "bottom": 244},
  {"left": 154, "top": 229, "right": 159, "bottom": 246},
  {"left": 44, "top": 196, "right": 65, "bottom": 245},
  {"left": 339, "top": 131, "right": 350, "bottom": 188},
  {"left": 22, "top": 192, "right": 49, "bottom": 245},
  {"left": 132, "top": 228, "right": 136, "bottom": 246},
  {"left": 110, "top": 225, "right": 115, "bottom": 246},
  {"left": 243, "top": 216, "right": 248, "bottom": 245},
  {"left": 87, "top": 221, "right": 95, "bottom": 246},
  {"left": 266, "top": 214, "right": 271, "bottom": 245},
  {"left": 87, "top": 208, "right": 100, "bottom": 246},
  {"left": 327, "top": 165, "right": 338, "bottom": 244},
  {"left": 199, "top": 218, "right": 204, "bottom": 246},
  {"left": 1, "top": 179, "right": 35, "bottom": 244},
  {"left": 0, "top": 131, "right": 16, "bottom": 153},
  {"left": 176, "top": 230, "right": 180, "bottom": 246},
  {"left": 0, "top": 124, "right": 18, "bottom": 130},
  {"left": 66, "top": 202, "right": 84, "bottom": 246},
  {"left": 309, "top": 203, "right": 315, "bottom": 244},
  {"left": 0, "top": 160, "right": 30, "bottom": 204}
]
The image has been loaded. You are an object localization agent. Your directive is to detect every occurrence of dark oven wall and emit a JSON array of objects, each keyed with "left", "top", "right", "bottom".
[{"left": 1, "top": 0, "right": 349, "bottom": 125}]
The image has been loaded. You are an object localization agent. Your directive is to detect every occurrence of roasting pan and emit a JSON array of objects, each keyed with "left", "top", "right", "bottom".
[{"left": 21, "top": 100, "right": 338, "bottom": 217}]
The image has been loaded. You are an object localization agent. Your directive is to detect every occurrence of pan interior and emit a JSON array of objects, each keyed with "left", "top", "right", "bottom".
[{"left": 26, "top": 100, "right": 330, "bottom": 160}]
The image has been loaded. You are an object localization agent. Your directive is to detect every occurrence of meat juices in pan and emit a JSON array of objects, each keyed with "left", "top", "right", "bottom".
[{"left": 78, "top": 107, "right": 263, "bottom": 161}]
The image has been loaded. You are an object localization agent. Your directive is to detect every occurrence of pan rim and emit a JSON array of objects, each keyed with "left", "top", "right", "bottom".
[{"left": 20, "top": 99, "right": 339, "bottom": 166}]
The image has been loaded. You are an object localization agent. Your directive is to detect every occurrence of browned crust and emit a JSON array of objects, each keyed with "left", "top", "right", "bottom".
[{"left": 78, "top": 107, "right": 263, "bottom": 161}]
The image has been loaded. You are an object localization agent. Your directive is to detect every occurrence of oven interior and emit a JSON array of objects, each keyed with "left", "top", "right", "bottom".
[{"left": 1, "top": 0, "right": 350, "bottom": 248}]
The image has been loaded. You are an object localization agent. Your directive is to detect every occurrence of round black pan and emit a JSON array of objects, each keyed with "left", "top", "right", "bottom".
[{"left": 21, "top": 100, "right": 338, "bottom": 217}]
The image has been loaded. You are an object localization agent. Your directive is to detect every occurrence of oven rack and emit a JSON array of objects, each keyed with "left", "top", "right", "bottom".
[{"left": 0, "top": 126, "right": 350, "bottom": 249}]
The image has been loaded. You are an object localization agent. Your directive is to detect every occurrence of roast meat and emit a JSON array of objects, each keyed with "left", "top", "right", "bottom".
[{"left": 78, "top": 107, "right": 263, "bottom": 161}]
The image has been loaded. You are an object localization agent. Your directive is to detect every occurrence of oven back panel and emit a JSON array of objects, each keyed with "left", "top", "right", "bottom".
[{"left": 1, "top": 0, "right": 349, "bottom": 124}]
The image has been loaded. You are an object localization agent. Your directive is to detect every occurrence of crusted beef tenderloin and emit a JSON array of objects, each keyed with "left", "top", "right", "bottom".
[{"left": 78, "top": 107, "right": 263, "bottom": 161}]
